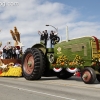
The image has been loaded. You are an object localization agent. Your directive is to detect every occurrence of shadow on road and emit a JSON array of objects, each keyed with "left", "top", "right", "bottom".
[{"left": 40, "top": 76, "right": 100, "bottom": 84}]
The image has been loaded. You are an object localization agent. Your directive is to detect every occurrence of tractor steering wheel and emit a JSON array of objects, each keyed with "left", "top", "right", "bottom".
[{"left": 51, "top": 36, "right": 60, "bottom": 45}]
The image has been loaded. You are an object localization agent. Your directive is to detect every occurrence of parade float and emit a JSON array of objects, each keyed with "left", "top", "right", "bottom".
[
  {"left": 22, "top": 25, "right": 100, "bottom": 84},
  {"left": 0, "top": 27, "right": 23, "bottom": 77}
]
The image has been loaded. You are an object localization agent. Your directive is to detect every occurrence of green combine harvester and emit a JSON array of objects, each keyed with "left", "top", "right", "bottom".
[{"left": 22, "top": 27, "right": 100, "bottom": 84}]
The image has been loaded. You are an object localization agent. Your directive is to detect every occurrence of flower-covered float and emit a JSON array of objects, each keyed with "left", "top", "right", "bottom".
[
  {"left": 0, "top": 61, "right": 22, "bottom": 77},
  {"left": 0, "top": 27, "right": 23, "bottom": 77}
]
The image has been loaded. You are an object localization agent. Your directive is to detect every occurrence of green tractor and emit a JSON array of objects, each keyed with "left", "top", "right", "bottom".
[{"left": 22, "top": 29, "right": 100, "bottom": 84}]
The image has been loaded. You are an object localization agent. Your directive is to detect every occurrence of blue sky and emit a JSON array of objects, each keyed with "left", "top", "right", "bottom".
[
  {"left": 0, "top": 0, "right": 100, "bottom": 50},
  {"left": 50, "top": 0, "right": 100, "bottom": 19}
]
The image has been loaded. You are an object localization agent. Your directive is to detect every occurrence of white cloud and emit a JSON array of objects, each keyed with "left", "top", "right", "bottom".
[
  {"left": 67, "top": 21, "right": 100, "bottom": 39},
  {"left": 0, "top": 0, "right": 100, "bottom": 51}
]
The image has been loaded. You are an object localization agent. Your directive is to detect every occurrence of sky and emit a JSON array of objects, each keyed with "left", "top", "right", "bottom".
[{"left": 0, "top": 0, "right": 100, "bottom": 51}]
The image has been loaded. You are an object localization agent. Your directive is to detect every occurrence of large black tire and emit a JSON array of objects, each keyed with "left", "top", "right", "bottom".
[
  {"left": 96, "top": 74, "right": 100, "bottom": 82},
  {"left": 22, "top": 48, "right": 45, "bottom": 80},
  {"left": 57, "top": 69, "right": 73, "bottom": 79},
  {"left": 81, "top": 67, "right": 96, "bottom": 84}
]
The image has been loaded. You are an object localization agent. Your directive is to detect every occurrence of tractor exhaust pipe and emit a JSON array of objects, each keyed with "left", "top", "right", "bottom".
[{"left": 66, "top": 26, "right": 69, "bottom": 42}]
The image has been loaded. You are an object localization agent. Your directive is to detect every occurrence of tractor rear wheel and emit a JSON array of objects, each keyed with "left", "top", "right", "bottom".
[
  {"left": 22, "top": 48, "right": 45, "bottom": 80},
  {"left": 81, "top": 67, "right": 96, "bottom": 84},
  {"left": 96, "top": 74, "right": 100, "bottom": 82},
  {"left": 57, "top": 69, "right": 73, "bottom": 79}
]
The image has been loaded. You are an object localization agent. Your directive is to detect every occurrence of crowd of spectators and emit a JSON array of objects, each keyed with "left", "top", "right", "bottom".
[{"left": 2, "top": 46, "right": 23, "bottom": 59}]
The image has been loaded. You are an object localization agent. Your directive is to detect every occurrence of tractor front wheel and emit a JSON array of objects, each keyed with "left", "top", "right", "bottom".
[
  {"left": 22, "top": 48, "right": 45, "bottom": 80},
  {"left": 81, "top": 67, "right": 96, "bottom": 84}
]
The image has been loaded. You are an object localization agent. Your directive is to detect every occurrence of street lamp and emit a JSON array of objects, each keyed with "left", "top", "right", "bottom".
[{"left": 46, "top": 24, "right": 58, "bottom": 32}]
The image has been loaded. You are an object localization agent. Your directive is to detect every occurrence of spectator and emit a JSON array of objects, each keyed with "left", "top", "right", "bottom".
[
  {"left": 8, "top": 46, "right": 13, "bottom": 59},
  {"left": 0, "top": 50, "right": 3, "bottom": 59},
  {"left": 12, "top": 47, "right": 16, "bottom": 59},
  {"left": 19, "top": 48, "right": 23, "bottom": 59},
  {"left": 4, "top": 41, "right": 12, "bottom": 59},
  {"left": 3, "top": 46, "right": 7, "bottom": 59},
  {"left": 6, "top": 47, "right": 9, "bottom": 59},
  {"left": 15, "top": 48, "right": 20, "bottom": 59},
  {"left": 5, "top": 46, "right": 12, "bottom": 59}
]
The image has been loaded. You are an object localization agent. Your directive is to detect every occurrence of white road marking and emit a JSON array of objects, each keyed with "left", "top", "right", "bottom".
[
  {"left": 1, "top": 77, "right": 100, "bottom": 90},
  {"left": 0, "top": 83, "right": 76, "bottom": 100}
]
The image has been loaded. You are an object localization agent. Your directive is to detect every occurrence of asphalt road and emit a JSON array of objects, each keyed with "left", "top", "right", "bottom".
[{"left": 0, "top": 76, "right": 100, "bottom": 100}]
